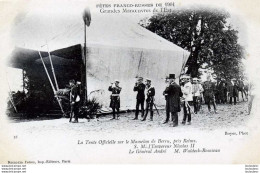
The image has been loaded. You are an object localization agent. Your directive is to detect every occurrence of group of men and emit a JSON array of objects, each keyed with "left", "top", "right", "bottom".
[
  {"left": 107, "top": 74, "right": 216, "bottom": 127},
  {"left": 66, "top": 73, "right": 248, "bottom": 125}
]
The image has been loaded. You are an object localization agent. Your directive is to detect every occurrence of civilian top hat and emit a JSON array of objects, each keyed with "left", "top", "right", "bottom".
[{"left": 169, "top": 74, "right": 175, "bottom": 79}]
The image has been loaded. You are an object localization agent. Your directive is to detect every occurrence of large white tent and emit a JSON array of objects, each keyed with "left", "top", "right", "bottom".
[{"left": 9, "top": 8, "right": 190, "bottom": 110}]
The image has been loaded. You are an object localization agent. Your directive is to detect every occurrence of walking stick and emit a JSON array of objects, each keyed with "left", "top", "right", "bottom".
[
  {"left": 185, "top": 101, "right": 195, "bottom": 115},
  {"left": 153, "top": 102, "right": 161, "bottom": 116},
  {"left": 39, "top": 51, "right": 65, "bottom": 116}
]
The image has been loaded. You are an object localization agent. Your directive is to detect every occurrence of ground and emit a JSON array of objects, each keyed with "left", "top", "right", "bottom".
[
  {"left": 2, "top": 101, "right": 253, "bottom": 164},
  {"left": 9, "top": 101, "right": 249, "bottom": 134}
]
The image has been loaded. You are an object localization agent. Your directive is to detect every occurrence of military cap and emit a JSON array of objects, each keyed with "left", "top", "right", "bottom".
[
  {"left": 137, "top": 77, "right": 143, "bottom": 81},
  {"left": 69, "top": 79, "right": 75, "bottom": 84},
  {"left": 145, "top": 78, "right": 151, "bottom": 82}
]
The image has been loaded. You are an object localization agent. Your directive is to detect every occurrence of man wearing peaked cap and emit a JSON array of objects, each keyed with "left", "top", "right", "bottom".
[
  {"left": 203, "top": 75, "right": 217, "bottom": 113},
  {"left": 133, "top": 76, "right": 146, "bottom": 120},
  {"left": 142, "top": 78, "right": 155, "bottom": 121},
  {"left": 163, "top": 74, "right": 183, "bottom": 127},
  {"left": 108, "top": 80, "right": 122, "bottom": 120}
]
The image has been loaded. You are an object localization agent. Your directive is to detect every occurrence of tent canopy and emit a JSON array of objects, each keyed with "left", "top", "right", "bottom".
[
  {"left": 8, "top": 44, "right": 83, "bottom": 69},
  {"left": 8, "top": 10, "right": 190, "bottom": 109}
]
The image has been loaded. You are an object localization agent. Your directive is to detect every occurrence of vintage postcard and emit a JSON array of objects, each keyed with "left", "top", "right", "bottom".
[{"left": 0, "top": 0, "right": 260, "bottom": 167}]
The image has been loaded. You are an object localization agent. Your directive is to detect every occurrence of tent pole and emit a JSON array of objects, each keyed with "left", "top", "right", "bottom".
[
  {"left": 5, "top": 72, "right": 18, "bottom": 113},
  {"left": 39, "top": 51, "right": 65, "bottom": 116},
  {"left": 46, "top": 44, "right": 59, "bottom": 90},
  {"left": 22, "top": 69, "right": 25, "bottom": 93},
  {"left": 84, "top": 23, "right": 88, "bottom": 105}
]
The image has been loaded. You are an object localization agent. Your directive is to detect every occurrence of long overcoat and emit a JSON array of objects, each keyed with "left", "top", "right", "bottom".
[{"left": 164, "top": 82, "right": 183, "bottom": 112}]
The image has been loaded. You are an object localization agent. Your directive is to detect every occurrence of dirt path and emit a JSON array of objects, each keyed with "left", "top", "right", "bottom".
[{"left": 9, "top": 102, "right": 249, "bottom": 134}]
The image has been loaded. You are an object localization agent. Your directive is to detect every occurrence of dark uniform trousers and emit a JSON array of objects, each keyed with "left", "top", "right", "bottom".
[
  {"left": 133, "top": 83, "right": 146, "bottom": 119},
  {"left": 70, "top": 102, "right": 79, "bottom": 122},
  {"left": 135, "top": 99, "right": 145, "bottom": 118},
  {"left": 69, "top": 85, "right": 80, "bottom": 122},
  {"left": 108, "top": 86, "right": 121, "bottom": 119},
  {"left": 193, "top": 96, "right": 199, "bottom": 113},
  {"left": 143, "top": 99, "right": 153, "bottom": 120},
  {"left": 230, "top": 96, "right": 237, "bottom": 105},
  {"left": 111, "top": 96, "right": 120, "bottom": 119}
]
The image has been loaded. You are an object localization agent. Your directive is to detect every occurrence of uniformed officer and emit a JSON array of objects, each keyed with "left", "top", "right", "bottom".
[
  {"left": 192, "top": 77, "right": 203, "bottom": 114},
  {"left": 133, "top": 77, "right": 146, "bottom": 120},
  {"left": 108, "top": 80, "right": 122, "bottom": 120},
  {"left": 182, "top": 75, "right": 193, "bottom": 125},
  {"left": 69, "top": 79, "right": 80, "bottom": 123},
  {"left": 142, "top": 79, "right": 155, "bottom": 121},
  {"left": 203, "top": 75, "right": 217, "bottom": 113}
]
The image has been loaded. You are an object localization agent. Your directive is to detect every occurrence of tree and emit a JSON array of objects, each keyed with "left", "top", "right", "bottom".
[{"left": 143, "top": 6, "right": 244, "bottom": 79}]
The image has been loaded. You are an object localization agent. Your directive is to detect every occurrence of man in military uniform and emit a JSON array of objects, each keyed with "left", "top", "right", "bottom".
[
  {"left": 133, "top": 77, "right": 146, "bottom": 120},
  {"left": 228, "top": 78, "right": 239, "bottom": 105},
  {"left": 192, "top": 77, "right": 203, "bottom": 114},
  {"left": 203, "top": 75, "right": 217, "bottom": 113},
  {"left": 163, "top": 74, "right": 183, "bottom": 127},
  {"left": 69, "top": 79, "right": 80, "bottom": 123},
  {"left": 108, "top": 80, "right": 122, "bottom": 120},
  {"left": 182, "top": 75, "right": 193, "bottom": 125},
  {"left": 142, "top": 79, "right": 155, "bottom": 121}
]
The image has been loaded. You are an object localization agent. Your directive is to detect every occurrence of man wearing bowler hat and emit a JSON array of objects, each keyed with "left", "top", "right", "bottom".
[
  {"left": 133, "top": 77, "right": 146, "bottom": 120},
  {"left": 163, "top": 74, "right": 183, "bottom": 127}
]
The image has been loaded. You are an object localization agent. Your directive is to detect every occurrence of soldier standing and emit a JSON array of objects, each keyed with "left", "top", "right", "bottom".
[
  {"left": 182, "top": 75, "right": 193, "bottom": 125},
  {"left": 228, "top": 78, "right": 239, "bottom": 105},
  {"left": 108, "top": 80, "right": 122, "bottom": 120},
  {"left": 203, "top": 75, "right": 217, "bottom": 113},
  {"left": 69, "top": 79, "right": 80, "bottom": 123},
  {"left": 133, "top": 77, "right": 146, "bottom": 120},
  {"left": 163, "top": 74, "right": 183, "bottom": 127},
  {"left": 142, "top": 79, "right": 155, "bottom": 121},
  {"left": 192, "top": 77, "right": 203, "bottom": 114}
]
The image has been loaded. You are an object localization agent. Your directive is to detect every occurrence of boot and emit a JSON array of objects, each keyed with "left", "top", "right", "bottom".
[
  {"left": 132, "top": 114, "right": 138, "bottom": 120},
  {"left": 150, "top": 111, "right": 153, "bottom": 121},
  {"left": 142, "top": 111, "right": 148, "bottom": 121},
  {"left": 110, "top": 114, "right": 116, "bottom": 120},
  {"left": 141, "top": 110, "right": 145, "bottom": 118}
]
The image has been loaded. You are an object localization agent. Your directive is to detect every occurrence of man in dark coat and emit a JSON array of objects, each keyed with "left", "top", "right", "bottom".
[
  {"left": 203, "top": 75, "right": 217, "bottom": 113},
  {"left": 133, "top": 77, "right": 146, "bottom": 120},
  {"left": 142, "top": 79, "right": 155, "bottom": 121},
  {"left": 69, "top": 79, "right": 80, "bottom": 123},
  {"left": 228, "top": 78, "right": 239, "bottom": 105},
  {"left": 108, "top": 80, "right": 122, "bottom": 120},
  {"left": 163, "top": 74, "right": 183, "bottom": 127}
]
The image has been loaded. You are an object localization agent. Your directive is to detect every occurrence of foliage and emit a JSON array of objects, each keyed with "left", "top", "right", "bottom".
[
  {"left": 143, "top": 6, "right": 245, "bottom": 80},
  {"left": 79, "top": 98, "right": 102, "bottom": 119}
]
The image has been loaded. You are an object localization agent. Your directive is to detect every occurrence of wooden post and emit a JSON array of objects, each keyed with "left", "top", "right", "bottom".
[
  {"left": 47, "top": 44, "right": 59, "bottom": 90},
  {"left": 39, "top": 51, "right": 65, "bottom": 116}
]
